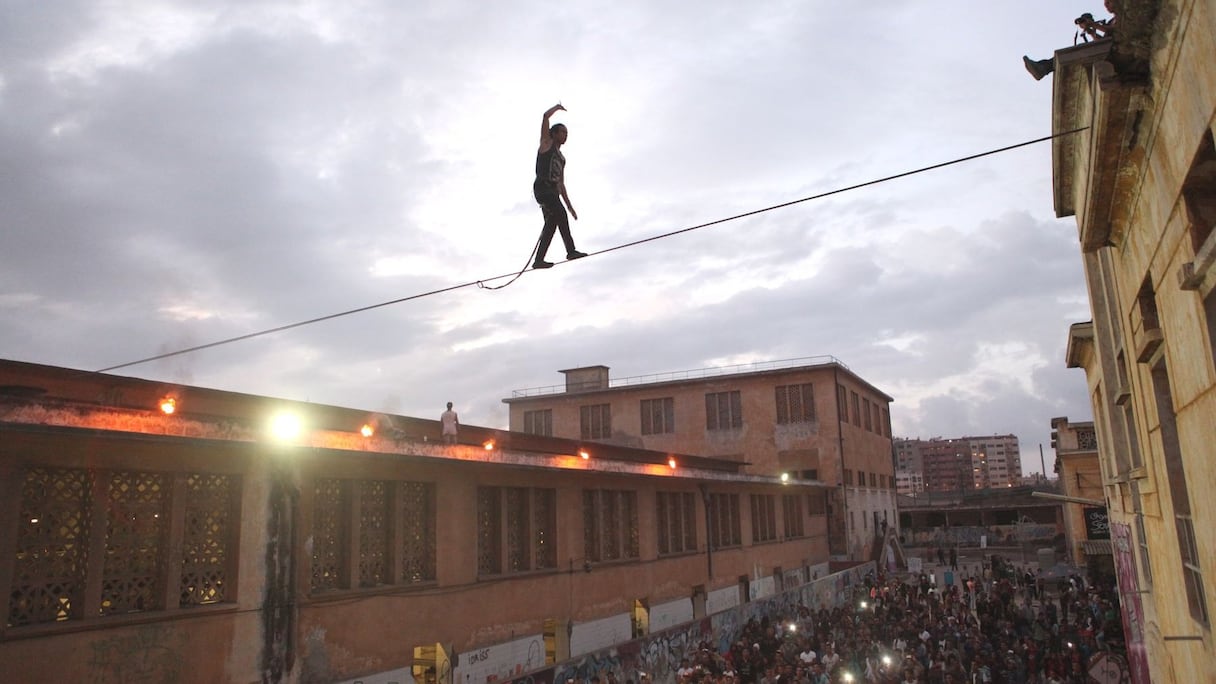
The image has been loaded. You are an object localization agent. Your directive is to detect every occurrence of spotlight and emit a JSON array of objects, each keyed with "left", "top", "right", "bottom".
[
  {"left": 159, "top": 397, "right": 176, "bottom": 415},
  {"left": 780, "top": 472, "right": 790, "bottom": 483},
  {"left": 579, "top": 449, "right": 590, "bottom": 460},
  {"left": 269, "top": 412, "right": 303, "bottom": 441},
  {"left": 668, "top": 457, "right": 677, "bottom": 470},
  {"left": 483, "top": 440, "right": 495, "bottom": 451},
  {"left": 360, "top": 424, "right": 374, "bottom": 438}
]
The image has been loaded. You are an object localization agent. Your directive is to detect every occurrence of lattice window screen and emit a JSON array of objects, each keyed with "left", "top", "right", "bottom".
[
  {"left": 9, "top": 467, "right": 92, "bottom": 626},
  {"left": 100, "top": 471, "right": 167, "bottom": 616},
  {"left": 401, "top": 481, "right": 436, "bottom": 583},
  {"left": 311, "top": 478, "right": 344, "bottom": 592},
  {"left": 180, "top": 473, "right": 232, "bottom": 606},
  {"left": 358, "top": 480, "right": 388, "bottom": 587}
]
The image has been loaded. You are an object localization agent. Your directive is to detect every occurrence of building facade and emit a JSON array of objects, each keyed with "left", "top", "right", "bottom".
[
  {"left": 0, "top": 359, "right": 833, "bottom": 683},
  {"left": 1049, "top": 415, "right": 1110, "bottom": 572},
  {"left": 895, "top": 470, "right": 924, "bottom": 497},
  {"left": 898, "top": 435, "right": 1022, "bottom": 493},
  {"left": 503, "top": 358, "right": 895, "bottom": 560},
  {"left": 1052, "top": 1, "right": 1216, "bottom": 681}
]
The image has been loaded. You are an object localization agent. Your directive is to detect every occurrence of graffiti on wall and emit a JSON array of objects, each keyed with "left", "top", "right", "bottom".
[
  {"left": 909, "top": 524, "right": 1058, "bottom": 546},
  {"left": 510, "top": 563, "right": 876, "bottom": 684}
]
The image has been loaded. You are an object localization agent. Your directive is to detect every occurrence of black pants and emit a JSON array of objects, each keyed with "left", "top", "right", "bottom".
[{"left": 535, "top": 191, "right": 575, "bottom": 260}]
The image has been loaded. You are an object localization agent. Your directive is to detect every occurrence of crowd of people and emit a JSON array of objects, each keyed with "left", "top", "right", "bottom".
[{"left": 640, "top": 557, "right": 1125, "bottom": 684}]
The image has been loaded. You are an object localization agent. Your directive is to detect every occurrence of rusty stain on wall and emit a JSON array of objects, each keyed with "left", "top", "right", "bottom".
[{"left": 262, "top": 462, "right": 299, "bottom": 683}]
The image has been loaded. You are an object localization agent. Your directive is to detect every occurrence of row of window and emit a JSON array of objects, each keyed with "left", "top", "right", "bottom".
[
  {"left": 473, "top": 488, "right": 825, "bottom": 576},
  {"left": 524, "top": 383, "right": 841, "bottom": 439},
  {"left": 9, "top": 467, "right": 237, "bottom": 628},
  {"left": 842, "top": 469, "right": 895, "bottom": 490},
  {"left": 836, "top": 385, "right": 891, "bottom": 437},
  {"left": 5, "top": 466, "right": 831, "bottom": 629}
]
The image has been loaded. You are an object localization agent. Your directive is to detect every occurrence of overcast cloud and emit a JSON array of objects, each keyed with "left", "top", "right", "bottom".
[{"left": 1, "top": 1, "right": 1102, "bottom": 473}]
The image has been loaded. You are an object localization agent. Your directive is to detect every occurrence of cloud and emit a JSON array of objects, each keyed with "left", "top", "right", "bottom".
[{"left": 1, "top": 0, "right": 1103, "bottom": 475}]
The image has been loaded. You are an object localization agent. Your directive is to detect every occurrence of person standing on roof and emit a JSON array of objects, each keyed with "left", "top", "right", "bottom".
[
  {"left": 440, "top": 402, "right": 459, "bottom": 444},
  {"left": 532, "top": 103, "right": 587, "bottom": 269}
]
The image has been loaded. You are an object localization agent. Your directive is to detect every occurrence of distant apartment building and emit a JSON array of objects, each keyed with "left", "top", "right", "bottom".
[
  {"left": 503, "top": 357, "right": 895, "bottom": 559},
  {"left": 895, "top": 434, "right": 1022, "bottom": 493},
  {"left": 894, "top": 439, "right": 923, "bottom": 475},
  {"left": 895, "top": 470, "right": 924, "bottom": 496}
]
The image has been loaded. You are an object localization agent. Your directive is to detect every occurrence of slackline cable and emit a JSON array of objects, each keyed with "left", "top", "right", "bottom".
[{"left": 96, "top": 127, "right": 1087, "bottom": 373}]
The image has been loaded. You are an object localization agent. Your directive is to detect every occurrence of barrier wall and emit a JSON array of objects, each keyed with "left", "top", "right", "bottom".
[{"left": 506, "top": 562, "right": 875, "bottom": 684}]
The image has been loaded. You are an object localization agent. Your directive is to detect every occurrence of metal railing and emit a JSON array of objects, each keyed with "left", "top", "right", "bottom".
[{"left": 510, "top": 355, "right": 847, "bottom": 398}]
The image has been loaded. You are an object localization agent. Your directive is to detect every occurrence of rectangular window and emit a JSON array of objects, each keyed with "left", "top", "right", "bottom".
[
  {"left": 311, "top": 478, "right": 438, "bottom": 593},
  {"left": 1178, "top": 516, "right": 1208, "bottom": 624},
  {"left": 706, "top": 493, "right": 741, "bottom": 549},
  {"left": 656, "top": 492, "right": 698, "bottom": 555},
  {"left": 750, "top": 494, "right": 777, "bottom": 543},
  {"left": 863, "top": 398, "right": 873, "bottom": 430},
  {"left": 580, "top": 404, "right": 612, "bottom": 440},
  {"left": 837, "top": 385, "right": 848, "bottom": 422},
  {"left": 775, "top": 384, "right": 816, "bottom": 424},
  {"left": 477, "top": 486, "right": 556, "bottom": 576},
  {"left": 1135, "top": 514, "right": 1153, "bottom": 586},
  {"left": 782, "top": 495, "right": 805, "bottom": 539},
  {"left": 640, "top": 397, "right": 675, "bottom": 435},
  {"left": 844, "top": 469, "right": 853, "bottom": 486},
  {"left": 1149, "top": 345, "right": 1208, "bottom": 625},
  {"left": 523, "top": 409, "right": 553, "bottom": 436},
  {"left": 869, "top": 472, "right": 877, "bottom": 488},
  {"left": 400, "top": 481, "right": 438, "bottom": 583},
  {"left": 9, "top": 467, "right": 238, "bottom": 628},
  {"left": 851, "top": 392, "right": 861, "bottom": 427},
  {"left": 583, "top": 489, "right": 639, "bottom": 562},
  {"left": 705, "top": 391, "right": 743, "bottom": 430},
  {"left": 881, "top": 408, "right": 891, "bottom": 437}
]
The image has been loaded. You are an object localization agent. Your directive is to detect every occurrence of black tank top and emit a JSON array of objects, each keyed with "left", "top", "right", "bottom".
[{"left": 534, "top": 146, "right": 565, "bottom": 190}]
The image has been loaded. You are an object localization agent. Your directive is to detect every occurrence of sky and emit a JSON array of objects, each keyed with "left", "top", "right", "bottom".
[{"left": 0, "top": 1, "right": 1106, "bottom": 475}]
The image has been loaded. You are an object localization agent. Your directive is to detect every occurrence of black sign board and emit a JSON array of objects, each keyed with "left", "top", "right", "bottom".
[{"left": 1084, "top": 506, "right": 1110, "bottom": 540}]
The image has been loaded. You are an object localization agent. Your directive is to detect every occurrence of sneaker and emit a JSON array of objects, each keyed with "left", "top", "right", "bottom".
[
  {"left": 532, "top": 259, "right": 554, "bottom": 269},
  {"left": 566, "top": 250, "right": 588, "bottom": 260}
]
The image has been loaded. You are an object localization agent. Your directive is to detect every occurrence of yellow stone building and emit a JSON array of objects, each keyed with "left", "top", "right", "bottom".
[
  {"left": 1053, "top": 1, "right": 1216, "bottom": 681},
  {"left": 1048, "top": 415, "right": 1109, "bottom": 573}
]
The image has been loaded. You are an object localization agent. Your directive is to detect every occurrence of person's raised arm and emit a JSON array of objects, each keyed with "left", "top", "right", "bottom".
[{"left": 540, "top": 103, "right": 566, "bottom": 148}]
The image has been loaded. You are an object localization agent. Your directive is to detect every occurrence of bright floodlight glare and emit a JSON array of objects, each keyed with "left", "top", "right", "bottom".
[
  {"left": 842, "top": 673, "right": 854, "bottom": 683},
  {"left": 483, "top": 440, "right": 495, "bottom": 451},
  {"left": 159, "top": 397, "right": 176, "bottom": 415},
  {"left": 787, "top": 623, "right": 796, "bottom": 632},
  {"left": 860, "top": 600, "right": 868, "bottom": 609},
  {"left": 579, "top": 449, "right": 590, "bottom": 460},
  {"left": 668, "top": 457, "right": 677, "bottom": 469},
  {"left": 780, "top": 472, "right": 790, "bottom": 483},
  {"left": 360, "top": 424, "right": 374, "bottom": 438},
  {"left": 882, "top": 656, "right": 892, "bottom": 666},
  {"left": 269, "top": 412, "right": 303, "bottom": 441}
]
